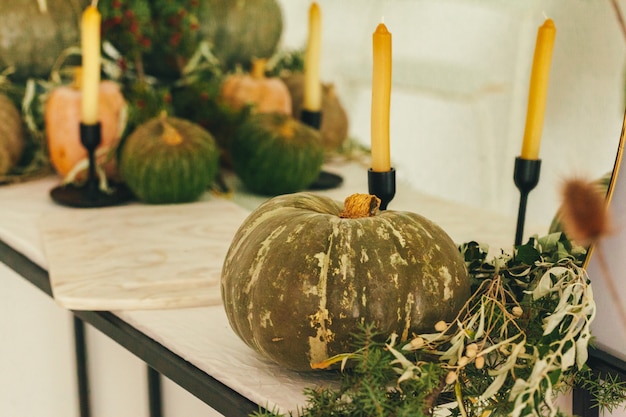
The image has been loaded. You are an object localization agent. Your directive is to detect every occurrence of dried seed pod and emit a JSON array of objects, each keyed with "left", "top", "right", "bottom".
[
  {"left": 465, "top": 343, "right": 478, "bottom": 358},
  {"left": 408, "top": 337, "right": 425, "bottom": 350},
  {"left": 475, "top": 355, "right": 485, "bottom": 369},
  {"left": 445, "top": 371, "right": 458, "bottom": 385},
  {"left": 457, "top": 356, "right": 470, "bottom": 367},
  {"left": 434, "top": 320, "right": 448, "bottom": 332},
  {"left": 559, "top": 177, "right": 611, "bottom": 245}
]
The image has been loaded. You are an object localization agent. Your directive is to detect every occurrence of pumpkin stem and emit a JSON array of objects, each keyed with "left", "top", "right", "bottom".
[
  {"left": 72, "top": 67, "right": 83, "bottom": 90},
  {"left": 251, "top": 59, "right": 267, "bottom": 79},
  {"left": 339, "top": 194, "right": 381, "bottom": 218},
  {"left": 160, "top": 117, "right": 184, "bottom": 146}
]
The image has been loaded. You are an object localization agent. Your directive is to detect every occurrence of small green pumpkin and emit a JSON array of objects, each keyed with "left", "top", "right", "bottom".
[
  {"left": 230, "top": 113, "right": 324, "bottom": 196},
  {"left": 120, "top": 114, "right": 220, "bottom": 204},
  {"left": 221, "top": 193, "right": 471, "bottom": 371}
]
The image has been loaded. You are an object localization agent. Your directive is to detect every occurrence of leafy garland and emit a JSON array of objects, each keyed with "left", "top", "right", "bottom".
[{"left": 253, "top": 233, "right": 626, "bottom": 417}]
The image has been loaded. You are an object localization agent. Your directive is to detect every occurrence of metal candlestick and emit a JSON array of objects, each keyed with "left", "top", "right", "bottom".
[
  {"left": 513, "top": 156, "right": 541, "bottom": 245},
  {"left": 368, "top": 168, "right": 396, "bottom": 210},
  {"left": 50, "top": 122, "right": 133, "bottom": 208},
  {"left": 301, "top": 109, "right": 343, "bottom": 190},
  {"left": 301, "top": 109, "right": 322, "bottom": 130}
]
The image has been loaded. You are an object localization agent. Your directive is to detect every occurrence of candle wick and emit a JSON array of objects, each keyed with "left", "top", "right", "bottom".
[
  {"left": 542, "top": 11, "right": 549, "bottom": 19},
  {"left": 381, "top": 15, "right": 385, "bottom": 24}
]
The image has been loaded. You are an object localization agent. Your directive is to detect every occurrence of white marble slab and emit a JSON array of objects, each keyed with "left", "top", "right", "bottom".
[{"left": 39, "top": 198, "right": 251, "bottom": 310}]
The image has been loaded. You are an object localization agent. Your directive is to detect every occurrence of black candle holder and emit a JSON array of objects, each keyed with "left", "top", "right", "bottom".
[
  {"left": 368, "top": 168, "right": 396, "bottom": 210},
  {"left": 301, "top": 109, "right": 322, "bottom": 130},
  {"left": 513, "top": 156, "right": 541, "bottom": 246},
  {"left": 50, "top": 122, "right": 133, "bottom": 208},
  {"left": 301, "top": 109, "right": 344, "bottom": 190}
]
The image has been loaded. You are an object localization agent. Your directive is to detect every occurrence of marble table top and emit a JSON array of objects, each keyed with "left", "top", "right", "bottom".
[{"left": 40, "top": 199, "right": 250, "bottom": 310}]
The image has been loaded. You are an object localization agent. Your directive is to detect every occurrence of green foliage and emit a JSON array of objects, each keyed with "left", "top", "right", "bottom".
[
  {"left": 266, "top": 49, "right": 306, "bottom": 77},
  {"left": 170, "top": 71, "right": 249, "bottom": 152},
  {"left": 572, "top": 368, "right": 626, "bottom": 413},
  {"left": 121, "top": 80, "right": 174, "bottom": 137},
  {"left": 0, "top": 73, "right": 56, "bottom": 182},
  {"left": 251, "top": 325, "right": 447, "bottom": 417},
  {"left": 100, "top": 0, "right": 203, "bottom": 78},
  {"left": 249, "top": 233, "right": 624, "bottom": 417},
  {"left": 100, "top": 0, "right": 154, "bottom": 60}
]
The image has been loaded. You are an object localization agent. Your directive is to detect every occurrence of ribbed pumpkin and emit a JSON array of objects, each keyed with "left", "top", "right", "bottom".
[
  {"left": 45, "top": 78, "right": 127, "bottom": 179},
  {"left": 220, "top": 59, "right": 292, "bottom": 115},
  {"left": 0, "top": 0, "right": 89, "bottom": 81},
  {"left": 282, "top": 72, "right": 349, "bottom": 152},
  {"left": 0, "top": 94, "right": 26, "bottom": 176},
  {"left": 119, "top": 114, "right": 220, "bottom": 204},
  {"left": 221, "top": 193, "right": 471, "bottom": 371},
  {"left": 198, "top": 0, "right": 283, "bottom": 71},
  {"left": 230, "top": 113, "right": 324, "bottom": 195}
]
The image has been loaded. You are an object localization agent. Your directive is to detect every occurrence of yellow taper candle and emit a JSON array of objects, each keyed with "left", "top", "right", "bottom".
[
  {"left": 304, "top": 2, "right": 322, "bottom": 112},
  {"left": 520, "top": 18, "right": 556, "bottom": 160},
  {"left": 81, "top": 4, "right": 101, "bottom": 125},
  {"left": 371, "top": 22, "right": 392, "bottom": 172}
]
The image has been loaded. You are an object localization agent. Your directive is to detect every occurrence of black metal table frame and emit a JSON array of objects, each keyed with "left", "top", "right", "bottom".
[{"left": 2, "top": 237, "right": 625, "bottom": 417}]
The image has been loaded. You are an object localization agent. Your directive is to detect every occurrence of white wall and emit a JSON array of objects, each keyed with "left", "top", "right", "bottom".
[{"left": 278, "top": 0, "right": 626, "bottom": 230}]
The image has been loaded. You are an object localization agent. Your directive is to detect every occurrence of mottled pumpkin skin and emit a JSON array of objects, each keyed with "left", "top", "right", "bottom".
[
  {"left": 0, "top": 0, "right": 89, "bottom": 81},
  {"left": 199, "top": 0, "right": 283, "bottom": 71},
  {"left": 221, "top": 193, "right": 471, "bottom": 371},
  {"left": 230, "top": 113, "right": 324, "bottom": 195},
  {"left": 120, "top": 116, "right": 220, "bottom": 204}
]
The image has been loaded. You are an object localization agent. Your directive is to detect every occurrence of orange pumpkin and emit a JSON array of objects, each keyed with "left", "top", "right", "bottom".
[
  {"left": 45, "top": 76, "right": 127, "bottom": 178},
  {"left": 219, "top": 59, "right": 291, "bottom": 115}
]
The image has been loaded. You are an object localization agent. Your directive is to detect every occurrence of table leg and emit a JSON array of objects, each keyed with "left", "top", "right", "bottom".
[
  {"left": 148, "top": 366, "right": 163, "bottom": 417},
  {"left": 74, "top": 316, "right": 91, "bottom": 417},
  {"left": 572, "top": 386, "right": 599, "bottom": 417}
]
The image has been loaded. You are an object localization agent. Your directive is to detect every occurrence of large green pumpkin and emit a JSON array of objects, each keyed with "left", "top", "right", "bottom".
[
  {"left": 120, "top": 114, "right": 220, "bottom": 204},
  {"left": 0, "top": 0, "right": 89, "bottom": 81},
  {"left": 199, "top": 0, "right": 283, "bottom": 71},
  {"left": 221, "top": 193, "right": 471, "bottom": 371},
  {"left": 230, "top": 112, "right": 324, "bottom": 196}
]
